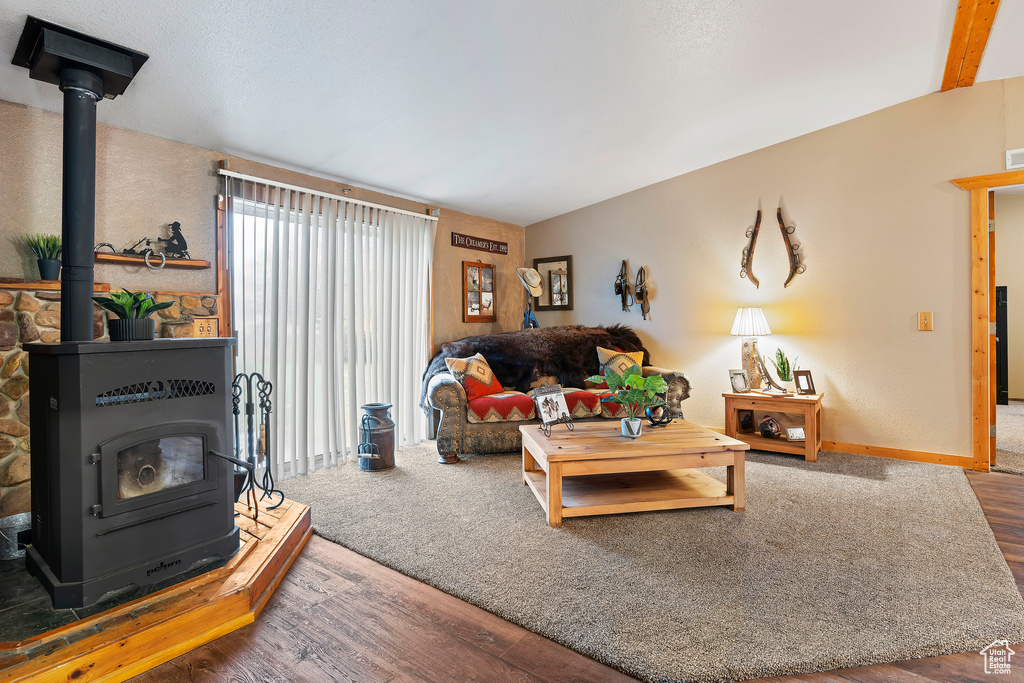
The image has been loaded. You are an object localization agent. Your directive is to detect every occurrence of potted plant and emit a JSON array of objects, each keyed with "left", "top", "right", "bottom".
[
  {"left": 92, "top": 290, "right": 174, "bottom": 341},
  {"left": 770, "top": 348, "right": 799, "bottom": 393},
  {"left": 24, "top": 234, "right": 61, "bottom": 281},
  {"left": 586, "top": 365, "right": 668, "bottom": 438}
]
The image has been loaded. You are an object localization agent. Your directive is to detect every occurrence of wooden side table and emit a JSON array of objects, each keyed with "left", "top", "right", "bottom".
[{"left": 723, "top": 392, "right": 823, "bottom": 462}]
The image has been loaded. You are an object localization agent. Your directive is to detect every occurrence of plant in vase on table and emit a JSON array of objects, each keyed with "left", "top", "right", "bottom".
[
  {"left": 586, "top": 365, "right": 667, "bottom": 438},
  {"left": 770, "top": 348, "right": 799, "bottom": 394},
  {"left": 92, "top": 290, "right": 174, "bottom": 341},
  {"left": 24, "top": 234, "right": 61, "bottom": 281}
]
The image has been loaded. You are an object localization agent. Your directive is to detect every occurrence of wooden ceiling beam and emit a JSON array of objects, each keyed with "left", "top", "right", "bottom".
[{"left": 941, "top": 0, "right": 1000, "bottom": 91}]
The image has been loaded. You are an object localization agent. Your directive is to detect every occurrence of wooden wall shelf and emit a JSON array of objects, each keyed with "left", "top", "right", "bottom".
[
  {"left": 0, "top": 498, "right": 311, "bottom": 683},
  {"left": 94, "top": 253, "right": 211, "bottom": 269},
  {"left": 0, "top": 278, "right": 110, "bottom": 292}
]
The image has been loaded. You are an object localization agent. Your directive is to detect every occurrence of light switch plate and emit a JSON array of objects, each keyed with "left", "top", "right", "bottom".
[
  {"left": 918, "top": 312, "right": 934, "bottom": 331},
  {"left": 193, "top": 317, "right": 219, "bottom": 338}
]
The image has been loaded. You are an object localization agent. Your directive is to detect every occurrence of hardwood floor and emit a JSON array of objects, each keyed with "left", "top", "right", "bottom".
[{"left": 134, "top": 469, "right": 1024, "bottom": 683}]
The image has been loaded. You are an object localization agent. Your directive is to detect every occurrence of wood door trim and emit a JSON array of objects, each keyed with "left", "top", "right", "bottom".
[
  {"left": 953, "top": 171, "right": 1024, "bottom": 471},
  {"left": 990, "top": 191, "right": 997, "bottom": 467},
  {"left": 952, "top": 169, "right": 1024, "bottom": 190}
]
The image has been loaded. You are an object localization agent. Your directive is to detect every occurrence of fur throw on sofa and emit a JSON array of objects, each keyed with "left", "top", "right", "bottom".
[{"left": 420, "top": 324, "right": 650, "bottom": 410}]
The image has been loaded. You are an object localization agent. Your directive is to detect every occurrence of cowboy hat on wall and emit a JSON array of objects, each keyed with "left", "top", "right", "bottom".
[
  {"left": 516, "top": 267, "right": 543, "bottom": 329},
  {"left": 516, "top": 267, "right": 543, "bottom": 297}
]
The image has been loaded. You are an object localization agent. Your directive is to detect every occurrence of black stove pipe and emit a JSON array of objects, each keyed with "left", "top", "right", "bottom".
[{"left": 59, "top": 68, "right": 103, "bottom": 343}]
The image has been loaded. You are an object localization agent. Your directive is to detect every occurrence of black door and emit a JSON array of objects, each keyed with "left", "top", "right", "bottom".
[{"left": 997, "top": 285, "right": 1008, "bottom": 405}]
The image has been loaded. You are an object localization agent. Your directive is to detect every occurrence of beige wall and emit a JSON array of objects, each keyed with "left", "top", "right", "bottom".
[
  {"left": 527, "top": 77, "right": 1024, "bottom": 458},
  {"left": 0, "top": 98, "right": 524, "bottom": 345},
  {"left": 995, "top": 192, "right": 1024, "bottom": 399},
  {"left": 0, "top": 99, "right": 222, "bottom": 293},
  {"left": 431, "top": 213, "right": 525, "bottom": 348}
]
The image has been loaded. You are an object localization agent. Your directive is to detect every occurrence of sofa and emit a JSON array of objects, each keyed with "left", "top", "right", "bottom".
[{"left": 423, "top": 325, "right": 691, "bottom": 463}]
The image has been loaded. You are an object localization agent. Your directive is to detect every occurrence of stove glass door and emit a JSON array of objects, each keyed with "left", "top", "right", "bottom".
[
  {"left": 117, "top": 435, "right": 206, "bottom": 500},
  {"left": 98, "top": 422, "right": 221, "bottom": 517}
]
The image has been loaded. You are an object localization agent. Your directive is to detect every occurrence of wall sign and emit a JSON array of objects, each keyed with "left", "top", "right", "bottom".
[{"left": 451, "top": 232, "right": 508, "bottom": 255}]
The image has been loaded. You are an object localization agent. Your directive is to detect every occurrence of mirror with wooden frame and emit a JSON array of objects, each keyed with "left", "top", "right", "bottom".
[
  {"left": 463, "top": 260, "right": 496, "bottom": 323},
  {"left": 533, "top": 255, "right": 573, "bottom": 311}
]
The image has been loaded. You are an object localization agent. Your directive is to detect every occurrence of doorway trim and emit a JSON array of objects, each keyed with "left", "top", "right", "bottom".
[{"left": 952, "top": 169, "right": 1024, "bottom": 471}]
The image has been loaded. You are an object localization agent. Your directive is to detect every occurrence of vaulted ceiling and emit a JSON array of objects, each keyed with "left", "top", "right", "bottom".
[{"left": 0, "top": 1, "right": 1021, "bottom": 226}]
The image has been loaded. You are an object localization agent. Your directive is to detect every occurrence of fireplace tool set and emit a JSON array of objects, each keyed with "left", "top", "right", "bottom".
[{"left": 232, "top": 372, "right": 284, "bottom": 514}]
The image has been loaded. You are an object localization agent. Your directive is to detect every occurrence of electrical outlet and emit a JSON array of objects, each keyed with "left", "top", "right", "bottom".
[{"left": 918, "top": 312, "right": 934, "bottom": 331}]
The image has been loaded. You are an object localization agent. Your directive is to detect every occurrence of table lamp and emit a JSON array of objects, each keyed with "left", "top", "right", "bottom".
[{"left": 730, "top": 307, "right": 784, "bottom": 391}]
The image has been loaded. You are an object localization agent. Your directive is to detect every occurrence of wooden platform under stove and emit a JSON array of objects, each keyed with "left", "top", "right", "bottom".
[{"left": 0, "top": 497, "right": 311, "bottom": 683}]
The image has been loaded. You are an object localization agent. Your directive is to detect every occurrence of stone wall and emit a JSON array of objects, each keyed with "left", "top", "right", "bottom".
[
  {"left": 156, "top": 293, "right": 219, "bottom": 338},
  {"left": 0, "top": 288, "right": 220, "bottom": 517}
]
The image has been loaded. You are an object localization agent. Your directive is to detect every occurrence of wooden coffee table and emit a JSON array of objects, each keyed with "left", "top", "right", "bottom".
[{"left": 519, "top": 421, "right": 748, "bottom": 527}]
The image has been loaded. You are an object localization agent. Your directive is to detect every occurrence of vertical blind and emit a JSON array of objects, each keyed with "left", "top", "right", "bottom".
[{"left": 223, "top": 171, "right": 436, "bottom": 478}]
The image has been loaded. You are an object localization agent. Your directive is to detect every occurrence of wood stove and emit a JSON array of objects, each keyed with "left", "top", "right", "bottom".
[
  {"left": 26, "top": 339, "right": 238, "bottom": 608},
  {"left": 13, "top": 18, "right": 240, "bottom": 609}
]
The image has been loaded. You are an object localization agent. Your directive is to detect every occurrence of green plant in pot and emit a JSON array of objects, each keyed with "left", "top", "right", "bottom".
[
  {"left": 92, "top": 290, "right": 173, "bottom": 342},
  {"left": 24, "top": 234, "right": 61, "bottom": 281},
  {"left": 770, "top": 348, "right": 799, "bottom": 393},
  {"left": 586, "top": 365, "right": 667, "bottom": 438}
]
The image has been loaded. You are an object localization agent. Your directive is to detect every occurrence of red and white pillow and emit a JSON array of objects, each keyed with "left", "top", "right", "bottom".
[{"left": 445, "top": 353, "right": 504, "bottom": 401}]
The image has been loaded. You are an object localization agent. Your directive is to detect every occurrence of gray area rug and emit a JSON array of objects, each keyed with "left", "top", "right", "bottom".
[
  {"left": 996, "top": 401, "right": 1024, "bottom": 475},
  {"left": 279, "top": 443, "right": 1024, "bottom": 683}
]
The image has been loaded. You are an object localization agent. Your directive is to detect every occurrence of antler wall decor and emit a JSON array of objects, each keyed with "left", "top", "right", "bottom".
[{"left": 738, "top": 206, "right": 806, "bottom": 288}]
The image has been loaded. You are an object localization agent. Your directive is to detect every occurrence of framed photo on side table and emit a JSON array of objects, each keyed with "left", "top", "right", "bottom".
[
  {"left": 793, "top": 370, "right": 815, "bottom": 395},
  {"left": 729, "top": 369, "right": 751, "bottom": 393},
  {"left": 463, "top": 261, "right": 496, "bottom": 323},
  {"left": 533, "top": 384, "right": 574, "bottom": 437}
]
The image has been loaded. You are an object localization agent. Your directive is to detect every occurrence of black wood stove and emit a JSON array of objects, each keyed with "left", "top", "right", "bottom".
[
  {"left": 14, "top": 18, "right": 239, "bottom": 609},
  {"left": 26, "top": 340, "right": 239, "bottom": 608}
]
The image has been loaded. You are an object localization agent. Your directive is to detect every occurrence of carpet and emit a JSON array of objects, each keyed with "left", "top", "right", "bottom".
[
  {"left": 996, "top": 401, "right": 1024, "bottom": 475},
  {"left": 279, "top": 443, "right": 1024, "bottom": 683}
]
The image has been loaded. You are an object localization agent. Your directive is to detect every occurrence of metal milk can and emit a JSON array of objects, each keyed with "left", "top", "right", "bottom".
[{"left": 358, "top": 403, "right": 396, "bottom": 471}]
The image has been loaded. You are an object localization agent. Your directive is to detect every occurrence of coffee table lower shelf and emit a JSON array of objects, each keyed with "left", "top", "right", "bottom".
[{"left": 524, "top": 468, "right": 735, "bottom": 521}]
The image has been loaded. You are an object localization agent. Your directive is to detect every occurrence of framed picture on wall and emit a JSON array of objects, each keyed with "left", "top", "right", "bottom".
[
  {"left": 533, "top": 255, "right": 573, "bottom": 311},
  {"left": 464, "top": 261, "right": 497, "bottom": 323}
]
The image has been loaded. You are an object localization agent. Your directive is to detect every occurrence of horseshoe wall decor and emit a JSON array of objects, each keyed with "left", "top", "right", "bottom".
[
  {"left": 738, "top": 205, "right": 807, "bottom": 288},
  {"left": 739, "top": 209, "right": 762, "bottom": 288},
  {"left": 777, "top": 207, "right": 806, "bottom": 288}
]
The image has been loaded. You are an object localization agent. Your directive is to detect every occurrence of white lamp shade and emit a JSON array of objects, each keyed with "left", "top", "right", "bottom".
[{"left": 731, "top": 307, "right": 771, "bottom": 336}]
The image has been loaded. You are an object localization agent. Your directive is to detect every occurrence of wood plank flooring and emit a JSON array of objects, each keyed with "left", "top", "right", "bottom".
[{"left": 132, "top": 469, "right": 1024, "bottom": 683}]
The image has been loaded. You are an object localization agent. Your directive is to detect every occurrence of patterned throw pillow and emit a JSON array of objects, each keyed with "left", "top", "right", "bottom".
[
  {"left": 590, "top": 346, "right": 645, "bottom": 389},
  {"left": 467, "top": 391, "right": 537, "bottom": 423},
  {"left": 444, "top": 353, "right": 504, "bottom": 401}
]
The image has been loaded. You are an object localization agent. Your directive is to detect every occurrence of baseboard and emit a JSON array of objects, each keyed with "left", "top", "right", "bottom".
[
  {"left": 821, "top": 441, "right": 973, "bottom": 468},
  {"left": 701, "top": 425, "right": 973, "bottom": 469}
]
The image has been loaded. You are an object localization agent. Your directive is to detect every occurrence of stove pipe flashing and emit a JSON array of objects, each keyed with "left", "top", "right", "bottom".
[{"left": 12, "top": 17, "right": 149, "bottom": 341}]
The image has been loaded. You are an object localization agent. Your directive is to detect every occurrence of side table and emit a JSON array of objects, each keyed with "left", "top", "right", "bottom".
[{"left": 723, "top": 392, "right": 823, "bottom": 462}]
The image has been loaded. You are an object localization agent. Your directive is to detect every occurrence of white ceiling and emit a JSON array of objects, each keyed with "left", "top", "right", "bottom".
[{"left": 0, "top": 1, "right": 1019, "bottom": 226}]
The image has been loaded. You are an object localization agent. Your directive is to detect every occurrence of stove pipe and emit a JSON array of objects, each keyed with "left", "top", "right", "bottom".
[
  {"left": 12, "top": 17, "right": 149, "bottom": 341},
  {"left": 60, "top": 69, "right": 101, "bottom": 340}
]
